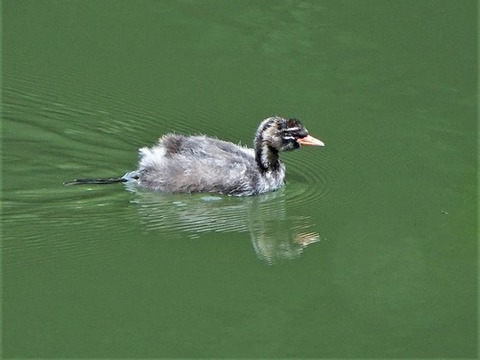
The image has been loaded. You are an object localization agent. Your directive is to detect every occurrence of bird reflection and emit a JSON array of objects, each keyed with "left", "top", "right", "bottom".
[{"left": 126, "top": 184, "right": 321, "bottom": 264}]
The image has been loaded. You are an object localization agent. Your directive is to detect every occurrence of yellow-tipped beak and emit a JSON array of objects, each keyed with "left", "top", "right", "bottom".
[{"left": 297, "top": 135, "right": 325, "bottom": 147}]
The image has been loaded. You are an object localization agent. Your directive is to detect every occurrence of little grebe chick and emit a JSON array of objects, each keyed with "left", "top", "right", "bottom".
[{"left": 65, "top": 116, "right": 324, "bottom": 196}]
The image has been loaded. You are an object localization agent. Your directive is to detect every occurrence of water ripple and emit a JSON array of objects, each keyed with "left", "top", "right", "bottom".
[
  {"left": 3, "top": 71, "right": 368, "bottom": 215},
  {"left": 3, "top": 72, "right": 324, "bottom": 266},
  {"left": 285, "top": 147, "right": 363, "bottom": 211}
]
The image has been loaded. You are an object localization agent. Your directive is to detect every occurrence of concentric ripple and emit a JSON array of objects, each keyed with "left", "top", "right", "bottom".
[
  {"left": 3, "top": 71, "right": 326, "bottom": 266},
  {"left": 284, "top": 145, "right": 367, "bottom": 212},
  {"left": 3, "top": 71, "right": 370, "bottom": 217}
]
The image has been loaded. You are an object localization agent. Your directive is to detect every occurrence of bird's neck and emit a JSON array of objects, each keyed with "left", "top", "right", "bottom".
[{"left": 255, "top": 141, "right": 280, "bottom": 173}]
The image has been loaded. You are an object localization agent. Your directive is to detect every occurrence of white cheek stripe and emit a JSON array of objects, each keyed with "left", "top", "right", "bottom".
[{"left": 286, "top": 127, "right": 301, "bottom": 132}]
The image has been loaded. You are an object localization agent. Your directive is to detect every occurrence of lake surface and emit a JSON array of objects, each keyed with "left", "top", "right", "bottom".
[{"left": 2, "top": 0, "right": 477, "bottom": 358}]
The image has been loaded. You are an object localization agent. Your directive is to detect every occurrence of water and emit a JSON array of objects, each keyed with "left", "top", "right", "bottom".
[{"left": 2, "top": 0, "right": 477, "bottom": 358}]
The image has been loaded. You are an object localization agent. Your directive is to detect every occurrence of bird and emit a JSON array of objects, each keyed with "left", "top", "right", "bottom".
[{"left": 64, "top": 116, "right": 324, "bottom": 196}]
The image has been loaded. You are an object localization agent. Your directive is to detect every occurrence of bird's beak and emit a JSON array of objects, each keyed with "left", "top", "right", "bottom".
[{"left": 297, "top": 135, "right": 325, "bottom": 147}]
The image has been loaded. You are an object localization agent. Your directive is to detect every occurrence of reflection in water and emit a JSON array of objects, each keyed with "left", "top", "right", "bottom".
[{"left": 126, "top": 184, "right": 320, "bottom": 264}]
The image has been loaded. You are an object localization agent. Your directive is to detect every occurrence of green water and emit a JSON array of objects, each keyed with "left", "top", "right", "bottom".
[{"left": 2, "top": 0, "right": 477, "bottom": 358}]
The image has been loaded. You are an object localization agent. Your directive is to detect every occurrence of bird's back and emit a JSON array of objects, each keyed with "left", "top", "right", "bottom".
[{"left": 137, "top": 134, "right": 262, "bottom": 195}]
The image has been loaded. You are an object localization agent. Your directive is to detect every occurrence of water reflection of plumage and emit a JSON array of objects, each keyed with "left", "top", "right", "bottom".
[{"left": 128, "top": 185, "right": 320, "bottom": 264}]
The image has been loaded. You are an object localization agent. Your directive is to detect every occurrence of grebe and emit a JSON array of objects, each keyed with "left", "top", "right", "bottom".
[{"left": 65, "top": 116, "right": 324, "bottom": 196}]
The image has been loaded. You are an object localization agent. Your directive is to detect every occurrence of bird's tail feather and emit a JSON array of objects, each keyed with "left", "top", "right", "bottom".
[{"left": 63, "top": 171, "right": 139, "bottom": 186}]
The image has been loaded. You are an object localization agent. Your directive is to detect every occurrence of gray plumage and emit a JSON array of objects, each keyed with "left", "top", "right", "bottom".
[{"left": 134, "top": 116, "right": 323, "bottom": 196}]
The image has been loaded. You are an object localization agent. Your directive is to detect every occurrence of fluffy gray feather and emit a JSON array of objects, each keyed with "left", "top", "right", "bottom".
[{"left": 134, "top": 116, "right": 320, "bottom": 196}]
